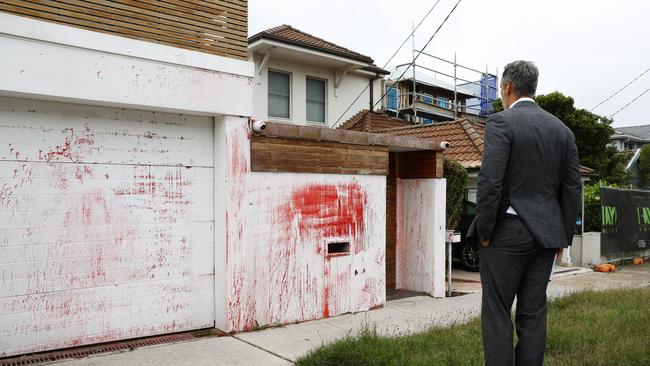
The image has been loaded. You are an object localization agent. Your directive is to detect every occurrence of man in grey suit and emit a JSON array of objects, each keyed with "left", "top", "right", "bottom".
[{"left": 469, "top": 61, "right": 581, "bottom": 366}]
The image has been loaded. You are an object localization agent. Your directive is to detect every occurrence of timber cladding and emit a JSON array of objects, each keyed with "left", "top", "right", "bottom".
[
  {"left": 251, "top": 136, "right": 389, "bottom": 176},
  {"left": 0, "top": 0, "right": 248, "bottom": 60}
]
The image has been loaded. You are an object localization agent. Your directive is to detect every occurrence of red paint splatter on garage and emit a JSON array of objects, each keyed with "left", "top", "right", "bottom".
[
  {"left": 81, "top": 191, "right": 111, "bottom": 225},
  {"left": 42, "top": 140, "right": 73, "bottom": 162}
]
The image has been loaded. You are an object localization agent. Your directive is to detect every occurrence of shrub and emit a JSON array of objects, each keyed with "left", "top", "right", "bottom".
[{"left": 444, "top": 158, "right": 468, "bottom": 230}]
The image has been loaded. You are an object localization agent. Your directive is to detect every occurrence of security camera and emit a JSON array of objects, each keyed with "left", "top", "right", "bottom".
[
  {"left": 252, "top": 121, "right": 267, "bottom": 133},
  {"left": 439, "top": 141, "right": 450, "bottom": 150}
]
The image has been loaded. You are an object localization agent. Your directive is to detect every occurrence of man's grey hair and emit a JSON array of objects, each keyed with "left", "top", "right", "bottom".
[{"left": 502, "top": 61, "right": 539, "bottom": 97}]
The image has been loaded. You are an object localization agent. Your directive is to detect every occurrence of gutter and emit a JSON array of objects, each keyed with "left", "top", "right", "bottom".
[{"left": 369, "top": 73, "right": 382, "bottom": 110}]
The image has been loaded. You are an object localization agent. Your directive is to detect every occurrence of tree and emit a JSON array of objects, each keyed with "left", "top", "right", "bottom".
[
  {"left": 493, "top": 98, "right": 503, "bottom": 113},
  {"left": 638, "top": 144, "right": 650, "bottom": 188},
  {"left": 600, "top": 147, "right": 632, "bottom": 186},
  {"left": 491, "top": 92, "right": 626, "bottom": 184},
  {"left": 536, "top": 92, "right": 617, "bottom": 180}
]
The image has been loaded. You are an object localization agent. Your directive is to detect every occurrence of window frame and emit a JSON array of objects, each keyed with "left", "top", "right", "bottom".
[
  {"left": 267, "top": 69, "right": 292, "bottom": 120},
  {"left": 305, "top": 76, "right": 327, "bottom": 124}
]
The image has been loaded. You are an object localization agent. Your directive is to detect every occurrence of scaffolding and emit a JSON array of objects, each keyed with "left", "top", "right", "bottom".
[{"left": 385, "top": 50, "right": 499, "bottom": 124}]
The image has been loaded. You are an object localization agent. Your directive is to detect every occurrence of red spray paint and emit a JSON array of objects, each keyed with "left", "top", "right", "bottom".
[{"left": 290, "top": 184, "right": 367, "bottom": 240}]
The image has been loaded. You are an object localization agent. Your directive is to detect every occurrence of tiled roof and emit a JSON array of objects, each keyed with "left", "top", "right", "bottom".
[
  {"left": 337, "top": 109, "right": 411, "bottom": 132},
  {"left": 613, "top": 125, "right": 650, "bottom": 140},
  {"left": 341, "top": 111, "right": 595, "bottom": 174},
  {"left": 379, "top": 119, "right": 485, "bottom": 169},
  {"left": 249, "top": 25, "right": 388, "bottom": 74},
  {"left": 339, "top": 111, "right": 484, "bottom": 169}
]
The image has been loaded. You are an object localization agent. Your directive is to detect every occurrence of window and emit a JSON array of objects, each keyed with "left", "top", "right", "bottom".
[
  {"left": 438, "top": 97, "right": 449, "bottom": 109},
  {"left": 306, "top": 77, "right": 326, "bottom": 123},
  {"left": 268, "top": 70, "right": 290, "bottom": 119},
  {"left": 463, "top": 188, "right": 477, "bottom": 216}
]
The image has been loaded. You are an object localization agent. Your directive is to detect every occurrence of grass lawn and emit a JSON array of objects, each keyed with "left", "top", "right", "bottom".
[{"left": 296, "top": 288, "right": 650, "bottom": 366}]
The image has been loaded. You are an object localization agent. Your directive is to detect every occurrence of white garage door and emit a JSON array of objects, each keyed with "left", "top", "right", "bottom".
[{"left": 0, "top": 96, "right": 215, "bottom": 357}]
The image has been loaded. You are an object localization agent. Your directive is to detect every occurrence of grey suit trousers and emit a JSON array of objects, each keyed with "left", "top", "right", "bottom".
[{"left": 479, "top": 215, "right": 556, "bottom": 366}]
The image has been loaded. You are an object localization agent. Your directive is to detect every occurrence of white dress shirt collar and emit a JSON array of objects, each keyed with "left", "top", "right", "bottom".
[{"left": 508, "top": 97, "right": 535, "bottom": 109}]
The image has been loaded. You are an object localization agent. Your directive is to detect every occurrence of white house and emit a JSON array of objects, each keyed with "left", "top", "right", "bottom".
[
  {"left": 609, "top": 125, "right": 650, "bottom": 152},
  {"left": 248, "top": 25, "right": 389, "bottom": 127},
  {"left": 0, "top": 6, "right": 448, "bottom": 359}
]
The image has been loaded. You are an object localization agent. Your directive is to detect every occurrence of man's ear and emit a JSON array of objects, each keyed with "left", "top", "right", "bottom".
[{"left": 503, "top": 82, "right": 511, "bottom": 96}]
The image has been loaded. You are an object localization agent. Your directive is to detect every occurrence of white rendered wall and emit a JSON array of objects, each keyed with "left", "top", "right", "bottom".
[
  {"left": 217, "top": 119, "right": 386, "bottom": 332},
  {"left": 395, "top": 178, "right": 446, "bottom": 298},
  {"left": 0, "top": 14, "right": 254, "bottom": 117},
  {"left": 253, "top": 57, "right": 383, "bottom": 127}
]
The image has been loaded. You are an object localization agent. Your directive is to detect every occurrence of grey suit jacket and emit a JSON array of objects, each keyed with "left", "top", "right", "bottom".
[{"left": 468, "top": 100, "right": 581, "bottom": 249}]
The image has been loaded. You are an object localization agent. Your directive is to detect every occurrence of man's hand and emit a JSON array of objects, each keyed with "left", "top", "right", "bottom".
[
  {"left": 480, "top": 239, "right": 490, "bottom": 247},
  {"left": 557, "top": 248, "right": 564, "bottom": 257}
]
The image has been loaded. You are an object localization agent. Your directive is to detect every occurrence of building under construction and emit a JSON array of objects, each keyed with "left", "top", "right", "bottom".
[{"left": 384, "top": 51, "right": 498, "bottom": 124}]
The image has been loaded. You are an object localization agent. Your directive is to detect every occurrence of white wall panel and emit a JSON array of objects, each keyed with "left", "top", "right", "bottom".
[
  {"left": 218, "top": 119, "right": 386, "bottom": 332},
  {"left": 395, "top": 179, "right": 446, "bottom": 298}
]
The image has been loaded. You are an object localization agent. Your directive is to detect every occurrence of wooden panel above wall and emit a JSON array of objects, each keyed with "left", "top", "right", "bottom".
[
  {"left": 0, "top": 0, "right": 248, "bottom": 60},
  {"left": 251, "top": 136, "right": 389, "bottom": 176}
]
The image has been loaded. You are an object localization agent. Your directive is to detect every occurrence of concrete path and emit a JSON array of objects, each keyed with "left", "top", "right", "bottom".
[{"left": 46, "top": 263, "right": 650, "bottom": 365}]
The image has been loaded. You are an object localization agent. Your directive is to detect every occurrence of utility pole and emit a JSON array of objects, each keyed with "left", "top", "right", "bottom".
[{"left": 412, "top": 22, "right": 417, "bottom": 124}]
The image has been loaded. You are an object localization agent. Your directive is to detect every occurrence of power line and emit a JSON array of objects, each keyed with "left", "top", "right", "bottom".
[
  {"left": 328, "top": 0, "right": 444, "bottom": 128},
  {"left": 331, "top": 0, "right": 464, "bottom": 128},
  {"left": 591, "top": 67, "right": 650, "bottom": 111},
  {"left": 609, "top": 88, "right": 650, "bottom": 118}
]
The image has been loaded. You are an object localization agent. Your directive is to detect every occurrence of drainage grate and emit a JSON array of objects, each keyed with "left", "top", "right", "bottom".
[{"left": 0, "top": 328, "right": 224, "bottom": 366}]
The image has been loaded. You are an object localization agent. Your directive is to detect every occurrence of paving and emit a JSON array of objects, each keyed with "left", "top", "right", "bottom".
[{"left": 41, "top": 263, "right": 650, "bottom": 366}]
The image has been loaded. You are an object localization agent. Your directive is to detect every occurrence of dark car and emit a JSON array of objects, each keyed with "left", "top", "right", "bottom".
[
  {"left": 452, "top": 188, "right": 480, "bottom": 271},
  {"left": 452, "top": 187, "right": 583, "bottom": 272}
]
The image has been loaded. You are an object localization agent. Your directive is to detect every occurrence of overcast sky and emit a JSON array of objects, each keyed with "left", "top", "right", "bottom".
[{"left": 249, "top": 0, "right": 649, "bottom": 127}]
